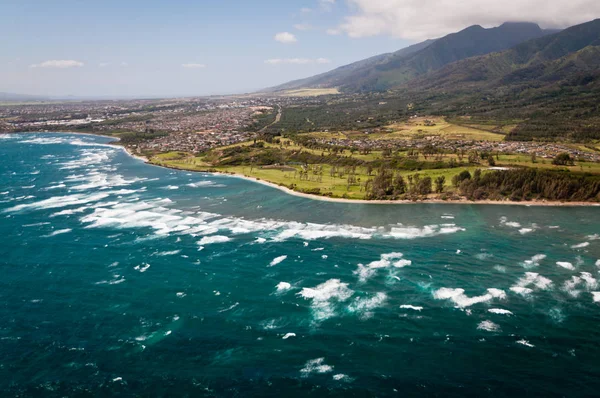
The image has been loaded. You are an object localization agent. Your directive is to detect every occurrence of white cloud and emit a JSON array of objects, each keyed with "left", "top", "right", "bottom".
[
  {"left": 301, "top": 7, "right": 312, "bottom": 13},
  {"left": 294, "top": 24, "right": 314, "bottom": 31},
  {"left": 265, "top": 58, "right": 331, "bottom": 65},
  {"left": 326, "top": 28, "right": 341, "bottom": 35},
  {"left": 333, "top": 0, "right": 600, "bottom": 40},
  {"left": 120, "top": 62, "right": 129, "bottom": 67},
  {"left": 30, "top": 60, "right": 84, "bottom": 68},
  {"left": 274, "top": 32, "right": 298, "bottom": 44},
  {"left": 182, "top": 63, "right": 206, "bottom": 69},
  {"left": 319, "top": 0, "right": 336, "bottom": 11},
  {"left": 99, "top": 62, "right": 110, "bottom": 67}
]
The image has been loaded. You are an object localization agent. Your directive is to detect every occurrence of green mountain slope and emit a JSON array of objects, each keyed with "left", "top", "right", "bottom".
[{"left": 267, "top": 22, "right": 557, "bottom": 93}]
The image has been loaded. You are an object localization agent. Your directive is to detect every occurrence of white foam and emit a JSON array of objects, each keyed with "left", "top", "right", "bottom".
[
  {"left": 387, "top": 224, "right": 465, "bottom": 239},
  {"left": 332, "top": 374, "right": 351, "bottom": 382},
  {"left": 580, "top": 272, "right": 598, "bottom": 290},
  {"left": 519, "top": 228, "right": 534, "bottom": 235},
  {"left": 198, "top": 235, "right": 231, "bottom": 245},
  {"left": 21, "top": 137, "right": 66, "bottom": 145},
  {"left": 433, "top": 288, "right": 506, "bottom": 308},
  {"left": 5, "top": 192, "right": 111, "bottom": 213},
  {"left": 516, "top": 339, "right": 535, "bottom": 348},
  {"left": 134, "top": 263, "right": 151, "bottom": 273},
  {"left": 394, "top": 259, "right": 412, "bottom": 268},
  {"left": 354, "top": 264, "right": 377, "bottom": 283},
  {"left": 475, "top": 252, "right": 494, "bottom": 260},
  {"left": 254, "top": 237, "right": 267, "bottom": 244},
  {"left": 276, "top": 282, "right": 292, "bottom": 292},
  {"left": 596, "top": 260, "right": 600, "bottom": 267},
  {"left": 347, "top": 292, "right": 387, "bottom": 319},
  {"left": 43, "top": 228, "right": 72, "bottom": 237},
  {"left": 155, "top": 250, "right": 181, "bottom": 256},
  {"left": 592, "top": 292, "right": 600, "bottom": 303},
  {"left": 477, "top": 320, "right": 500, "bottom": 332},
  {"left": 522, "top": 254, "right": 547, "bottom": 268},
  {"left": 282, "top": 333, "right": 296, "bottom": 340},
  {"left": 176, "top": 292, "right": 186, "bottom": 298},
  {"left": 571, "top": 242, "right": 590, "bottom": 249},
  {"left": 187, "top": 181, "right": 224, "bottom": 188},
  {"left": 556, "top": 262, "right": 575, "bottom": 270},
  {"left": 513, "top": 272, "right": 553, "bottom": 291},
  {"left": 488, "top": 309, "right": 513, "bottom": 315},
  {"left": 400, "top": 305, "right": 423, "bottom": 311},
  {"left": 298, "top": 279, "right": 354, "bottom": 322},
  {"left": 269, "top": 255, "right": 288, "bottom": 267},
  {"left": 510, "top": 287, "right": 534, "bottom": 296},
  {"left": 588, "top": 234, "right": 600, "bottom": 241},
  {"left": 300, "top": 358, "right": 333, "bottom": 375}
]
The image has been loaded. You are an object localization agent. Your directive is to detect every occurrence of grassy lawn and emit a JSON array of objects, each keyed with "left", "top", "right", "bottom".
[{"left": 380, "top": 117, "right": 506, "bottom": 142}]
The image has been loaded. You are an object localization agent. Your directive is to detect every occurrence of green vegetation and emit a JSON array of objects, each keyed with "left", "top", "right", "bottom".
[{"left": 146, "top": 137, "right": 600, "bottom": 202}]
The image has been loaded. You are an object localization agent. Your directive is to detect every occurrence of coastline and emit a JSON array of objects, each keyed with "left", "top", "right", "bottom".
[
  {"left": 218, "top": 172, "right": 600, "bottom": 207},
  {"left": 7, "top": 131, "right": 598, "bottom": 207}
]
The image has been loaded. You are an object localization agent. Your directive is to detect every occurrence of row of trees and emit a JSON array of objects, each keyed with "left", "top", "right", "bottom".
[{"left": 364, "top": 167, "right": 447, "bottom": 199}]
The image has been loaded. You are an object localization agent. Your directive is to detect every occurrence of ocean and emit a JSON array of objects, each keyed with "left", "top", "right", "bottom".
[{"left": 1, "top": 132, "right": 600, "bottom": 396}]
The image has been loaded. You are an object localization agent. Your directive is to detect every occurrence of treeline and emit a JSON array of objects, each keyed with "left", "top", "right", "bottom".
[{"left": 457, "top": 168, "right": 600, "bottom": 202}]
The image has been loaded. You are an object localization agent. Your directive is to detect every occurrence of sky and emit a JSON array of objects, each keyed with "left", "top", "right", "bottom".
[{"left": 1, "top": 0, "right": 599, "bottom": 98}]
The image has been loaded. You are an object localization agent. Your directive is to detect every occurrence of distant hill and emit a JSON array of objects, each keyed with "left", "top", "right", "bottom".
[
  {"left": 411, "top": 19, "right": 600, "bottom": 90},
  {"left": 266, "top": 39, "right": 436, "bottom": 92},
  {"left": 0, "top": 92, "right": 48, "bottom": 102},
  {"left": 268, "top": 22, "right": 558, "bottom": 93}
]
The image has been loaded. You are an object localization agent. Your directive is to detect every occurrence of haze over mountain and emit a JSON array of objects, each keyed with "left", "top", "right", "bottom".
[
  {"left": 0, "top": 92, "right": 48, "bottom": 102},
  {"left": 268, "top": 22, "right": 561, "bottom": 93}
]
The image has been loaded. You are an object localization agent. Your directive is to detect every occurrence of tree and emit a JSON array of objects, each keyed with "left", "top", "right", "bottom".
[
  {"left": 452, "top": 170, "right": 471, "bottom": 187},
  {"left": 488, "top": 155, "right": 496, "bottom": 167},
  {"left": 393, "top": 173, "right": 407, "bottom": 195},
  {"left": 435, "top": 176, "right": 446, "bottom": 193},
  {"left": 553, "top": 153, "right": 574, "bottom": 166}
]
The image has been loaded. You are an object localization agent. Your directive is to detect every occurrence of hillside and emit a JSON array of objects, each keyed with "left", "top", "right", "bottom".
[
  {"left": 266, "top": 39, "right": 435, "bottom": 92},
  {"left": 401, "top": 19, "right": 600, "bottom": 141},
  {"left": 0, "top": 92, "right": 48, "bottom": 102},
  {"left": 268, "top": 22, "right": 557, "bottom": 93}
]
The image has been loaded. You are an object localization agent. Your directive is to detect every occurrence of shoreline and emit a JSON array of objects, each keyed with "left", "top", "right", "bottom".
[
  {"left": 7, "top": 131, "right": 599, "bottom": 207},
  {"left": 218, "top": 172, "right": 600, "bottom": 207}
]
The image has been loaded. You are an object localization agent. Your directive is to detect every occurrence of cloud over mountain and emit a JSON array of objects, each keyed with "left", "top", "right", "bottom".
[{"left": 334, "top": 0, "right": 600, "bottom": 40}]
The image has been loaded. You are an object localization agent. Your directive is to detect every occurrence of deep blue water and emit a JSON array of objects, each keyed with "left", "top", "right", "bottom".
[{"left": 1, "top": 132, "right": 600, "bottom": 396}]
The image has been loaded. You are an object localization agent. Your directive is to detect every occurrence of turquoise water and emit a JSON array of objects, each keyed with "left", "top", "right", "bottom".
[{"left": 1, "top": 133, "right": 600, "bottom": 396}]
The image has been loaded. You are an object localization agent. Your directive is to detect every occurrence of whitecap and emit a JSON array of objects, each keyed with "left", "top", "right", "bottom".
[
  {"left": 433, "top": 287, "right": 506, "bottom": 308},
  {"left": 347, "top": 292, "right": 387, "bottom": 320},
  {"left": 298, "top": 279, "right": 354, "bottom": 322},
  {"left": 400, "top": 305, "right": 423, "bottom": 311},
  {"left": 516, "top": 339, "right": 535, "bottom": 348},
  {"left": 510, "top": 287, "right": 534, "bottom": 296},
  {"left": 269, "top": 255, "right": 288, "bottom": 267},
  {"left": 522, "top": 254, "right": 546, "bottom": 268},
  {"left": 300, "top": 358, "right": 333, "bottom": 376},
  {"left": 42, "top": 228, "right": 72, "bottom": 237},
  {"left": 571, "top": 242, "right": 590, "bottom": 249},
  {"left": 276, "top": 282, "right": 292, "bottom": 292},
  {"left": 488, "top": 308, "right": 513, "bottom": 315},
  {"left": 282, "top": 333, "right": 296, "bottom": 340},
  {"left": 134, "top": 263, "right": 151, "bottom": 273},
  {"left": 556, "top": 262, "right": 575, "bottom": 270},
  {"left": 592, "top": 292, "right": 600, "bottom": 303},
  {"left": 198, "top": 235, "right": 231, "bottom": 245},
  {"left": 477, "top": 320, "right": 500, "bottom": 332},
  {"left": 512, "top": 272, "right": 553, "bottom": 291},
  {"left": 155, "top": 250, "right": 181, "bottom": 256}
]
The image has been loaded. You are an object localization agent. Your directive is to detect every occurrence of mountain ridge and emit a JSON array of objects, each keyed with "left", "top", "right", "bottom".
[{"left": 267, "top": 22, "right": 561, "bottom": 93}]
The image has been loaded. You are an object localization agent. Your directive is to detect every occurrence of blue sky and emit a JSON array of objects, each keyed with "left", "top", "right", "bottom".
[{"left": 1, "top": 0, "right": 597, "bottom": 98}]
